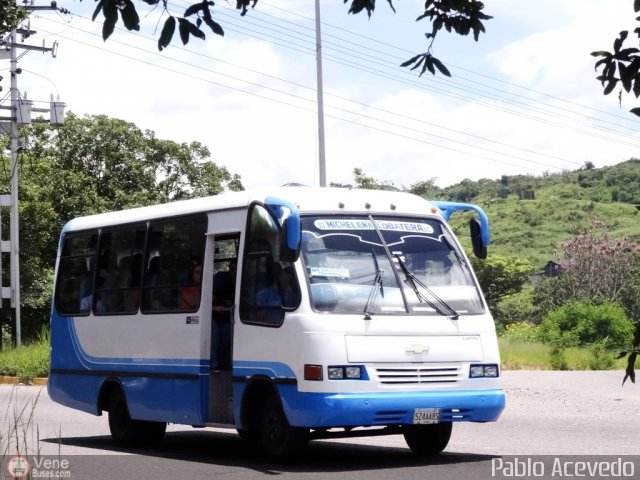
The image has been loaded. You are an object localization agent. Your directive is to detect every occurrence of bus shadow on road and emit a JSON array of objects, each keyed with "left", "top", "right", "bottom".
[{"left": 42, "top": 429, "right": 497, "bottom": 473}]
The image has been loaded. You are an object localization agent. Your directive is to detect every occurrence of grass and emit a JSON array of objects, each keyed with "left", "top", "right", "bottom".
[
  {"left": 499, "top": 338, "right": 632, "bottom": 370},
  {"left": 0, "top": 386, "right": 44, "bottom": 458},
  {"left": 0, "top": 329, "right": 50, "bottom": 383}
]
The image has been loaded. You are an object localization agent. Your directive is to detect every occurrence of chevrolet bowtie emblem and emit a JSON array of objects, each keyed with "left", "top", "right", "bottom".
[{"left": 406, "top": 344, "right": 429, "bottom": 354}]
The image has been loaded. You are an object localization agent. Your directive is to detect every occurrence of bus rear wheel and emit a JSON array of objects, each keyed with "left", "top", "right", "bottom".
[
  {"left": 403, "top": 422, "right": 452, "bottom": 456},
  {"left": 258, "top": 394, "right": 309, "bottom": 458},
  {"left": 108, "top": 390, "right": 167, "bottom": 448}
]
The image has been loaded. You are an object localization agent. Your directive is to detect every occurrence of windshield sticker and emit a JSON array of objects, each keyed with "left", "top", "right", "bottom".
[
  {"left": 309, "top": 267, "right": 350, "bottom": 278},
  {"left": 314, "top": 219, "right": 434, "bottom": 234}
]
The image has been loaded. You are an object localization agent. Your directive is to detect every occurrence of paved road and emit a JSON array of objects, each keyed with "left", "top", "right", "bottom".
[{"left": 1, "top": 371, "right": 638, "bottom": 479}]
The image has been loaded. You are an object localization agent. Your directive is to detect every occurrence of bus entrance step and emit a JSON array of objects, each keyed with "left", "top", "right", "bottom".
[{"left": 208, "top": 370, "right": 233, "bottom": 423}]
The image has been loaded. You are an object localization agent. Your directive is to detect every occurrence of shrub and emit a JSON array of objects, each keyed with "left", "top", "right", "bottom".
[
  {"left": 538, "top": 300, "right": 635, "bottom": 348},
  {"left": 495, "top": 289, "right": 536, "bottom": 329},
  {"left": 502, "top": 321, "right": 540, "bottom": 342}
]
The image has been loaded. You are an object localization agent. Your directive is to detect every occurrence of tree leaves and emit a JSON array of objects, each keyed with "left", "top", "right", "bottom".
[
  {"left": 158, "top": 15, "right": 176, "bottom": 51},
  {"left": 400, "top": 53, "right": 451, "bottom": 77},
  {"left": 96, "top": 0, "right": 140, "bottom": 40},
  {"left": 402, "top": 0, "right": 491, "bottom": 77},
  {"left": 91, "top": 0, "right": 226, "bottom": 47},
  {"left": 101, "top": 0, "right": 118, "bottom": 41},
  {"left": 592, "top": 26, "right": 640, "bottom": 117},
  {"left": 344, "top": 0, "right": 396, "bottom": 17},
  {"left": 178, "top": 18, "right": 205, "bottom": 45},
  {"left": 0, "top": 0, "right": 29, "bottom": 36},
  {"left": 236, "top": 0, "right": 258, "bottom": 17},
  {"left": 120, "top": 0, "right": 141, "bottom": 32},
  {"left": 417, "top": 0, "right": 492, "bottom": 41}
]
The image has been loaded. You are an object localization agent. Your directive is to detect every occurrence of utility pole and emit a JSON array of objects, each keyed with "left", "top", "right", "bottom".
[
  {"left": 0, "top": 4, "right": 64, "bottom": 346},
  {"left": 314, "top": 0, "right": 327, "bottom": 187}
]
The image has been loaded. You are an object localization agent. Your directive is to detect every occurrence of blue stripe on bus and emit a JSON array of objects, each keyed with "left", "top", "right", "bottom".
[{"left": 232, "top": 361, "right": 297, "bottom": 379}]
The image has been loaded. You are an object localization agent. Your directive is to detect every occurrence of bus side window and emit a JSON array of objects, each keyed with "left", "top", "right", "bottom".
[
  {"left": 94, "top": 225, "right": 146, "bottom": 315},
  {"left": 54, "top": 232, "right": 97, "bottom": 316},
  {"left": 141, "top": 215, "right": 207, "bottom": 313}
]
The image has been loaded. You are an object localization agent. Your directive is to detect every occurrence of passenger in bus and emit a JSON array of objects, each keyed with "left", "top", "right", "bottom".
[
  {"left": 181, "top": 263, "right": 202, "bottom": 310},
  {"left": 212, "top": 259, "right": 236, "bottom": 371}
]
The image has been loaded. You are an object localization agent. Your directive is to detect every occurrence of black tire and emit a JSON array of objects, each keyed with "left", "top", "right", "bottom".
[
  {"left": 258, "top": 394, "right": 309, "bottom": 458},
  {"left": 403, "top": 422, "right": 452, "bottom": 456},
  {"left": 108, "top": 390, "right": 167, "bottom": 448},
  {"left": 237, "top": 428, "right": 259, "bottom": 450}
]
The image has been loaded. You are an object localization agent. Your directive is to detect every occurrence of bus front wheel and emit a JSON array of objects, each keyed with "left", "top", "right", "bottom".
[
  {"left": 258, "top": 394, "right": 309, "bottom": 458},
  {"left": 108, "top": 390, "right": 167, "bottom": 448},
  {"left": 403, "top": 422, "right": 452, "bottom": 456}
]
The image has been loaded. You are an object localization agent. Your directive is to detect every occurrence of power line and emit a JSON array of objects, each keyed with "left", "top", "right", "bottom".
[
  {"left": 35, "top": 21, "right": 554, "bottom": 175},
  {"left": 211, "top": 3, "right": 640, "bottom": 145},
  {"left": 32, "top": 7, "right": 640, "bottom": 176},
  {"left": 254, "top": 1, "right": 640, "bottom": 128}
]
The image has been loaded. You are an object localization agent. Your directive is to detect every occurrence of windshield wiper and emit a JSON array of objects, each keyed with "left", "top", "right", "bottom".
[
  {"left": 364, "top": 249, "right": 384, "bottom": 320},
  {"left": 368, "top": 215, "right": 410, "bottom": 315},
  {"left": 394, "top": 254, "right": 459, "bottom": 320}
]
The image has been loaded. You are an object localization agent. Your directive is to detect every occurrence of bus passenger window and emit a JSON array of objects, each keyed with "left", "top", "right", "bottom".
[
  {"left": 141, "top": 214, "right": 207, "bottom": 314},
  {"left": 54, "top": 232, "right": 97, "bottom": 316}
]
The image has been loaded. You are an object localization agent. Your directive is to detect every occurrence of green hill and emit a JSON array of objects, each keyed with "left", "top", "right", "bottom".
[{"left": 441, "top": 159, "right": 640, "bottom": 268}]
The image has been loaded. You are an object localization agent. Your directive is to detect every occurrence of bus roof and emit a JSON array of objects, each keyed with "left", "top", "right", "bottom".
[{"left": 63, "top": 187, "right": 440, "bottom": 233}]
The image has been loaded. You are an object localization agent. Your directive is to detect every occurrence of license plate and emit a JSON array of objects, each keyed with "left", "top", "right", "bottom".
[{"left": 413, "top": 408, "right": 441, "bottom": 424}]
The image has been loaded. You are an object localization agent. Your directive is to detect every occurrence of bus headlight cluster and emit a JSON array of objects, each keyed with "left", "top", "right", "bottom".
[
  {"left": 328, "top": 365, "right": 363, "bottom": 380},
  {"left": 469, "top": 364, "right": 499, "bottom": 378}
]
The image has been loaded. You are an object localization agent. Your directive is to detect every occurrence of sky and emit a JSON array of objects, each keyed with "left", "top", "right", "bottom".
[{"left": 3, "top": 0, "right": 640, "bottom": 190}]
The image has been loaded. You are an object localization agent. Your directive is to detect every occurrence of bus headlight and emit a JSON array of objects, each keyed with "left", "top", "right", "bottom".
[
  {"left": 469, "top": 364, "right": 499, "bottom": 378},
  {"left": 328, "top": 365, "right": 364, "bottom": 380}
]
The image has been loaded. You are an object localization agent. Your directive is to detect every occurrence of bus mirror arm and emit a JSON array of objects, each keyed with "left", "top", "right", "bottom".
[{"left": 431, "top": 200, "right": 490, "bottom": 259}]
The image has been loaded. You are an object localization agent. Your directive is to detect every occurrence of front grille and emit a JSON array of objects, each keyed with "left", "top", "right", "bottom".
[{"left": 374, "top": 364, "right": 463, "bottom": 385}]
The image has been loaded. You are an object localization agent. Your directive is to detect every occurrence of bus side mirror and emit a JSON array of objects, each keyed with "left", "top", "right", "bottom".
[
  {"left": 470, "top": 219, "right": 487, "bottom": 259},
  {"left": 280, "top": 217, "right": 301, "bottom": 262}
]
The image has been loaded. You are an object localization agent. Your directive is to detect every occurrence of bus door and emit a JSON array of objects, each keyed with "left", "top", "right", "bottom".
[{"left": 206, "top": 216, "right": 241, "bottom": 424}]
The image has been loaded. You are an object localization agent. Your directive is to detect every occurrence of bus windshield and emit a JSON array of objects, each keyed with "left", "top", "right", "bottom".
[{"left": 300, "top": 215, "right": 484, "bottom": 316}]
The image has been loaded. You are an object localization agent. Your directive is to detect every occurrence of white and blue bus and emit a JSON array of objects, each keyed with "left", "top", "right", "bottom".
[{"left": 48, "top": 187, "right": 505, "bottom": 457}]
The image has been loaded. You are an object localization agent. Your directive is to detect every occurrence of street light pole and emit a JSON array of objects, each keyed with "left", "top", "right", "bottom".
[
  {"left": 314, "top": 0, "right": 327, "bottom": 187},
  {"left": 9, "top": 28, "right": 22, "bottom": 347}
]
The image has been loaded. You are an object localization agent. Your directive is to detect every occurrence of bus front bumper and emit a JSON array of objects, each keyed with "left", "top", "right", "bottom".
[{"left": 280, "top": 388, "right": 505, "bottom": 428}]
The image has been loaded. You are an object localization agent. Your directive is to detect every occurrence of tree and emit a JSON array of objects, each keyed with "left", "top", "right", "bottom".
[
  {"left": 408, "top": 179, "right": 443, "bottom": 199},
  {"left": 591, "top": 2, "right": 640, "bottom": 117},
  {"left": 556, "top": 219, "right": 640, "bottom": 303},
  {"left": 0, "top": 112, "right": 243, "bottom": 344},
  {"left": 352, "top": 167, "right": 399, "bottom": 190},
  {"left": 541, "top": 219, "right": 640, "bottom": 383},
  {"left": 470, "top": 253, "right": 532, "bottom": 320},
  {"left": 0, "top": 0, "right": 27, "bottom": 36}
]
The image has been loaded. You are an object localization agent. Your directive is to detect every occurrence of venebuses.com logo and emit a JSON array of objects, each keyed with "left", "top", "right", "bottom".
[{"left": 4, "top": 455, "right": 71, "bottom": 479}]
